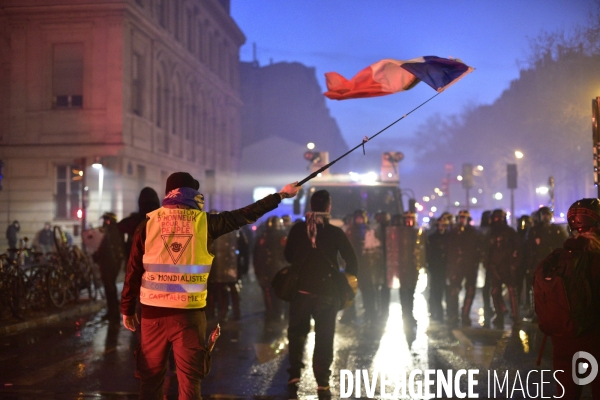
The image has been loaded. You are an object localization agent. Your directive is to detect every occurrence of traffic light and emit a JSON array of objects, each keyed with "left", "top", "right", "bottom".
[
  {"left": 461, "top": 163, "right": 473, "bottom": 189},
  {"left": 304, "top": 151, "right": 322, "bottom": 163},
  {"left": 408, "top": 198, "right": 417, "bottom": 213},
  {"left": 507, "top": 164, "right": 518, "bottom": 189},
  {"left": 71, "top": 167, "right": 83, "bottom": 181},
  {"left": 381, "top": 152, "right": 404, "bottom": 182}
]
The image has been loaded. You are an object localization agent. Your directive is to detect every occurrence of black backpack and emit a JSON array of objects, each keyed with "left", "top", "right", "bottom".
[{"left": 534, "top": 248, "right": 596, "bottom": 338}]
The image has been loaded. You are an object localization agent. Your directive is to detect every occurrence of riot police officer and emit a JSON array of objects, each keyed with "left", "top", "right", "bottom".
[
  {"left": 387, "top": 211, "right": 425, "bottom": 326},
  {"left": 426, "top": 216, "right": 449, "bottom": 322},
  {"left": 487, "top": 209, "right": 520, "bottom": 329},
  {"left": 479, "top": 210, "right": 494, "bottom": 327},
  {"left": 515, "top": 215, "right": 533, "bottom": 313},
  {"left": 346, "top": 210, "right": 383, "bottom": 322},
  {"left": 253, "top": 216, "right": 288, "bottom": 321},
  {"left": 446, "top": 210, "right": 483, "bottom": 327},
  {"left": 208, "top": 210, "right": 243, "bottom": 321},
  {"left": 524, "top": 207, "right": 567, "bottom": 316}
]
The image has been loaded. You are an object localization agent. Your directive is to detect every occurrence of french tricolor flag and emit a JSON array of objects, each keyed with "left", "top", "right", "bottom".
[{"left": 324, "top": 56, "right": 474, "bottom": 100}]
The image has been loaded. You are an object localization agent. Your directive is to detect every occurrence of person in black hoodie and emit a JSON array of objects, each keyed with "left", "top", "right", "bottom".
[
  {"left": 284, "top": 190, "right": 358, "bottom": 398},
  {"left": 118, "top": 187, "right": 161, "bottom": 261}
]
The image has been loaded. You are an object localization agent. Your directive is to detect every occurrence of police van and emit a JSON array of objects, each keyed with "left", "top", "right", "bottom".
[{"left": 294, "top": 152, "right": 406, "bottom": 225}]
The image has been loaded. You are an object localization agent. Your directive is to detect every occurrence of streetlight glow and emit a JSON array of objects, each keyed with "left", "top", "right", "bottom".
[
  {"left": 515, "top": 150, "right": 524, "bottom": 159},
  {"left": 457, "top": 175, "right": 463, "bottom": 181},
  {"left": 307, "top": 142, "right": 315, "bottom": 150},
  {"left": 494, "top": 192, "right": 503, "bottom": 200},
  {"left": 477, "top": 165, "right": 484, "bottom": 171},
  {"left": 536, "top": 186, "right": 549, "bottom": 195}
]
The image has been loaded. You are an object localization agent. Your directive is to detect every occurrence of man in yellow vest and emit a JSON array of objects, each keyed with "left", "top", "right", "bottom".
[{"left": 121, "top": 172, "right": 300, "bottom": 399}]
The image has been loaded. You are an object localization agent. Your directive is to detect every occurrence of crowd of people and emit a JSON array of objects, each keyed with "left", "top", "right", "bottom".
[{"left": 7, "top": 177, "right": 599, "bottom": 399}]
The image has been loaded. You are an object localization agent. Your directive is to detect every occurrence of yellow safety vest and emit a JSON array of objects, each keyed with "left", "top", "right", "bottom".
[{"left": 140, "top": 207, "right": 214, "bottom": 309}]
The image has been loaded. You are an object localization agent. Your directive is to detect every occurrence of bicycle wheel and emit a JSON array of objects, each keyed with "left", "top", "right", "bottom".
[
  {"left": 24, "top": 266, "right": 49, "bottom": 311},
  {"left": 8, "top": 267, "right": 27, "bottom": 315},
  {"left": 85, "top": 269, "right": 98, "bottom": 301},
  {"left": 46, "top": 267, "right": 67, "bottom": 308}
]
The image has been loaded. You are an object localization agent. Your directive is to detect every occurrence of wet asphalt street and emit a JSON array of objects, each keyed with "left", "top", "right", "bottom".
[{"left": 0, "top": 270, "right": 595, "bottom": 399}]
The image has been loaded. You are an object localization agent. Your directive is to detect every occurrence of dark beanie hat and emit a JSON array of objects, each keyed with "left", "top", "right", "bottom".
[{"left": 165, "top": 172, "right": 199, "bottom": 194}]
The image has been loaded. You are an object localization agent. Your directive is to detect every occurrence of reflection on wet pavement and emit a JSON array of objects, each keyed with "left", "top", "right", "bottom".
[{"left": 1, "top": 269, "right": 596, "bottom": 399}]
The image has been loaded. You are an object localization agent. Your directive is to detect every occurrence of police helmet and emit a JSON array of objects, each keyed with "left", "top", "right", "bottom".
[
  {"left": 517, "top": 215, "right": 533, "bottom": 232},
  {"left": 457, "top": 209, "right": 471, "bottom": 222},
  {"left": 567, "top": 198, "right": 600, "bottom": 232}
]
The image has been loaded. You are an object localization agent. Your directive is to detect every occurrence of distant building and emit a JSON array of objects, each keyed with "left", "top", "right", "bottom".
[
  {"left": 0, "top": 0, "right": 244, "bottom": 245},
  {"left": 238, "top": 61, "right": 349, "bottom": 217}
]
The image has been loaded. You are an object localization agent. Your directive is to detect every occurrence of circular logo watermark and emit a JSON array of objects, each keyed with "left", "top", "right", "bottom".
[{"left": 572, "top": 351, "right": 598, "bottom": 386}]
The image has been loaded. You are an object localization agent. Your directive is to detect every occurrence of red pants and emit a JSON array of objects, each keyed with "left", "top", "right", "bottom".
[
  {"left": 552, "top": 332, "right": 600, "bottom": 399},
  {"left": 138, "top": 309, "right": 210, "bottom": 400}
]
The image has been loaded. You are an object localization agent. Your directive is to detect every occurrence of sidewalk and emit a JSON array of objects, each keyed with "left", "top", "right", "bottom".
[{"left": 0, "top": 299, "right": 106, "bottom": 337}]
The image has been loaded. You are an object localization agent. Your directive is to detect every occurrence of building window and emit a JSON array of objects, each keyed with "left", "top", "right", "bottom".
[
  {"left": 56, "top": 165, "right": 82, "bottom": 219},
  {"left": 52, "top": 43, "right": 83, "bottom": 108},
  {"left": 132, "top": 53, "right": 143, "bottom": 116}
]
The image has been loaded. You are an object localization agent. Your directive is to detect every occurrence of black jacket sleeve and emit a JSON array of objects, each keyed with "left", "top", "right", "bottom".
[{"left": 207, "top": 194, "right": 281, "bottom": 247}]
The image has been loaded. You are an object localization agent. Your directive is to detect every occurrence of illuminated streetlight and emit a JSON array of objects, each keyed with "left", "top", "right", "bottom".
[
  {"left": 423, "top": 196, "right": 430, "bottom": 202},
  {"left": 307, "top": 142, "right": 315, "bottom": 150},
  {"left": 515, "top": 150, "right": 524, "bottom": 159},
  {"left": 536, "top": 186, "right": 549, "bottom": 195},
  {"left": 454, "top": 201, "right": 460, "bottom": 206},
  {"left": 457, "top": 175, "right": 463, "bottom": 181},
  {"left": 92, "top": 161, "right": 104, "bottom": 218},
  {"left": 431, "top": 206, "right": 437, "bottom": 212},
  {"left": 471, "top": 198, "right": 478, "bottom": 204},
  {"left": 494, "top": 192, "right": 503, "bottom": 200},
  {"left": 477, "top": 165, "right": 484, "bottom": 171}
]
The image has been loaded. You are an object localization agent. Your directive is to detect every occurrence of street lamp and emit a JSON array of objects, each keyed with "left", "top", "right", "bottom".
[
  {"left": 92, "top": 160, "right": 103, "bottom": 219},
  {"left": 515, "top": 150, "right": 524, "bottom": 159},
  {"left": 307, "top": 142, "right": 315, "bottom": 150}
]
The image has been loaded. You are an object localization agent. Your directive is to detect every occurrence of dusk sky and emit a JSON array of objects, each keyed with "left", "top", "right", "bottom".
[{"left": 231, "top": 0, "right": 594, "bottom": 174}]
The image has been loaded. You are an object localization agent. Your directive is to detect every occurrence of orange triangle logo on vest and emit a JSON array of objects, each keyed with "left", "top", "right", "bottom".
[{"left": 161, "top": 234, "right": 193, "bottom": 264}]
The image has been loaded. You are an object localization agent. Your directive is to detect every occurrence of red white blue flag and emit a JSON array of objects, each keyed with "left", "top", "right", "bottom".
[{"left": 324, "top": 56, "right": 473, "bottom": 100}]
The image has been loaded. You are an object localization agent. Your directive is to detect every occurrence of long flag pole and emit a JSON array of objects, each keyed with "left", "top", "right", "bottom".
[{"left": 297, "top": 92, "right": 441, "bottom": 186}]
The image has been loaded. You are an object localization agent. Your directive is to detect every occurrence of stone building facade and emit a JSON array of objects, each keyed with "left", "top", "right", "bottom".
[
  {"left": 238, "top": 61, "right": 349, "bottom": 215},
  {"left": 0, "top": 0, "right": 244, "bottom": 246}
]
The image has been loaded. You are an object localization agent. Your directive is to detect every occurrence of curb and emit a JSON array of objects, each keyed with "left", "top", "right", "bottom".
[{"left": 0, "top": 300, "right": 105, "bottom": 337}]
